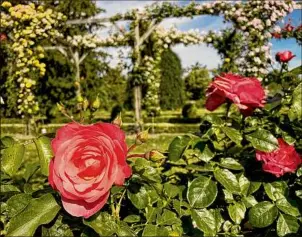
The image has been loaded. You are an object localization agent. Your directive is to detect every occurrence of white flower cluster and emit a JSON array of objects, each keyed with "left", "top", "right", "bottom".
[
  {"left": 66, "top": 34, "right": 129, "bottom": 48},
  {"left": 155, "top": 27, "right": 206, "bottom": 46}
]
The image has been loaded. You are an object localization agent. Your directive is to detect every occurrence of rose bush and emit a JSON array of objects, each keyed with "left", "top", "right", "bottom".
[
  {"left": 49, "top": 122, "right": 131, "bottom": 218},
  {"left": 256, "top": 138, "right": 302, "bottom": 177},
  {"left": 205, "top": 73, "right": 266, "bottom": 116}
]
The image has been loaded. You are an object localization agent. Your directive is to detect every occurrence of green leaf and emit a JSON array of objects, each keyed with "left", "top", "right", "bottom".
[
  {"left": 116, "top": 222, "right": 136, "bottom": 237},
  {"left": 297, "top": 167, "right": 302, "bottom": 177},
  {"left": 247, "top": 182, "right": 262, "bottom": 195},
  {"left": 219, "top": 158, "right": 244, "bottom": 171},
  {"left": 277, "top": 213, "right": 300, "bottom": 237},
  {"left": 221, "top": 127, "right": 242, "bottom": 146},
  {"left": 7, "top": 193, "right": 32, "bottom": 218},
  {"left": 245, "top": 129, "right": 279, "bottom": 152},
  {"left": 242, "top": 196, "right": 258, "bottom": 208},
  {"left": 145, "top": 206, "right": 162, "bottom": 223},
  {"left": 296, "top": 190, "right": 302, "bottom": 199},
  {"left": 223, "top": 189, "right": 234, "bottom": 204},
  {"left": 42, "top": 215, "right": 73, "bottom": 237},
  {"left": 238, "top": 173, "right": 250, "bottom": 196},
  {"left": 0, "top": 136, "right": 15, "bottom": 149},
  {"left": 173, "top": 200, "right": 190, "bottom": 217},
  {"left": 203, "top": 114, "right": 223, "bottom": 125},
  {"left": 263, "top": 182, "right": 288, "bottom": 201},
  {"left": 289, "top": 65, "right": 302, "bottom": 75},
  {"left": 157, "top": 209, "right": 181, "bottom": 226},
  {"left": 248, "top": 201, "right": 278, "bottom": 228},
  {"left": 142, "top": 225, "right": 169, "bottom": 237},
  {"left": 228, "top": 202, "right": 246, "bottom": 225},
  {"left": 23, "top": 162, "right": 39, "bottom": 182},
  {"left": 34, "top": 136, "right": 53, "bottom": 176},
  {"left": 276, "top": 198, "right": 300, "bottom": 217},
  {"left": 127, "top": 186, "right": 149, "bottom": 209},
  {"left": 187, "top": 176, "right": 217, "bottom": 208},
  {"left": 168, "top": 135, "right": 192, "bottom": 161},
  {"left": 83, "top": 212, "right": 117, "bottom": 236},
  {"left": 192, "top": 209, "right": 223, "bottom": 236},
  {"left": 123, "top": 215, "right": 141, "bottom": 223},
  {"left": 2, "top": 144, "right": 25, "bottom": 176},
  {"left": 198, "top": 144, "right": 215, "bottom": 162},
  {"left": 164, "top": 183, "right": 180, "bottom": 198},
  {"left": 186, "top": 163, "right": 214, "bottom": 172},
  {"left": 7, "top": 194, "right": 60, "bottom": 236},
  {"left": 289, "top": 82, "right": 302, "bottom": 121},
  {"left": 0, "top": 184, "right": 20, "bottom": 193},
  {"left": 214, "top": 168, "right": 241, "bottom": 194}
]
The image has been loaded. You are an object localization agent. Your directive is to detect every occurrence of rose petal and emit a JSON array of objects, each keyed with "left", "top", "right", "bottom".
[{"left": 61, "top": 192, "right": 110, "bottom": 218}]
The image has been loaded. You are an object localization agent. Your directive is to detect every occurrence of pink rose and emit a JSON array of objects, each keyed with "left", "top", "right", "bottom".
[
  {"left": 205, "top": 73, "right": 266, "bottom": 116},
  {"left": 256, "top": 139, "right": 302, "bottom": 177},
  {"left": 275, "top": 51, "right": 295, "bottom": 63},
  {"left": 49, "top": 122, "right": 132, "bottom": 218}
]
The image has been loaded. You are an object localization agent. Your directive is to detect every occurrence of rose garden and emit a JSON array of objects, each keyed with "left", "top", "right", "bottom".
[{"left": 0, "top": 0, "right": 302, "bottom": 237}]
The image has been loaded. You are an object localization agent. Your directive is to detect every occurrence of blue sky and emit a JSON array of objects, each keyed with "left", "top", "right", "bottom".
[{"left": 96, "top": 1, "right": 301, "bottom": 70}]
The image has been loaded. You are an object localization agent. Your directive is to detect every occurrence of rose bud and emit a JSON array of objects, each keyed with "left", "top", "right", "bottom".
[
  {"left": 205, "top": 73, "right": 266, "bottom": 116},
  {"left": 135, "top": 128, "right": 150, "bottom": 145},
  {"left": 275, "top": 51, "right": 296, "bottom": 63},
  {"left": 144, "top": 150, "right": 166, "bottom": 161},
  {"left": 49, "top": 122, "right": 132, "bottom": 218},
  {"left": 256, "top": 138, "right": 302, "bottom": 177}
]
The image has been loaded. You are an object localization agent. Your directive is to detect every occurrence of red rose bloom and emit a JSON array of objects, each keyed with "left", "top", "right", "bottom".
[
  {"left": 283, "top": 23, "right": 294, "bottom": 32},
  {"left": 205, "top": 73, "right": 266, "bottom": 116},
  {"left": 275, "top": 51, "right": 296, "bottom": 63},
  {"left": 256, "top": 139, "right": 302, "bottom": 177},
  {"left": 272, "top": 32, "right": 281, "bottom": 39},
  {"left": 49, "top": 122, "right": 132, "bottom": 218}
]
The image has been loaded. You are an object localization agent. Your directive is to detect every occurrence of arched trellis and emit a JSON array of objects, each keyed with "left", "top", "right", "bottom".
[{"left": 1, "top": 0, "right": 299, "bottom": 130}]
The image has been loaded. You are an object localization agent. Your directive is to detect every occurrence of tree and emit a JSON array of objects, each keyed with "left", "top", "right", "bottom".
[
  {"left": 159, "top": 48, "right": 184, "bottom": 110},
  {"left": 184, "top": 63, "right": 211, "bottom": 101}
]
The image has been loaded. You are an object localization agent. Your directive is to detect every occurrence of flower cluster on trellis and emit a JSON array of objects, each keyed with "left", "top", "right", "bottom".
[{"left": 0, "top": 1, "right": 66, "bottom": 115}]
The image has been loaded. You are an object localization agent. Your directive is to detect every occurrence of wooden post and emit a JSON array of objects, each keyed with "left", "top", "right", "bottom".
[{"left": 133, "top": 15, "right": 142, "bottom": 131}]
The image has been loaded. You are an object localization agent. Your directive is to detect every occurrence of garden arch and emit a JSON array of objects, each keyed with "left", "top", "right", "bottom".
[{"left": 1, "top": 0, "right": 298, "bottom": 129}]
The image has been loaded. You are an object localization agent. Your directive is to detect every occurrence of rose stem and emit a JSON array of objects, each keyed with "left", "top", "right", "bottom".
[
  {"left": 127, "top": 153, "right": 145, "bottom": 159},
  {"left": 110, "top": 195, "right": 116, "bottom": 218},
  {"left": 115, "top": 189, "right": 127, "bottom": 220},
  {"left": 127, "top": 144, "right": 137, "bottom": 153}
]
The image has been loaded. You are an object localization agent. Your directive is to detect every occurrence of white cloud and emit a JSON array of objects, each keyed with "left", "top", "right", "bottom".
[{"left": 172, "top": 44, "right": 221, "bottom": 69}]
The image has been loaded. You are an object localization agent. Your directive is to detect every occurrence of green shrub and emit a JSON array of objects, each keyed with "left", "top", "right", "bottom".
[{"left": 182, "top": 103, "right": 198, "bottom": 118}]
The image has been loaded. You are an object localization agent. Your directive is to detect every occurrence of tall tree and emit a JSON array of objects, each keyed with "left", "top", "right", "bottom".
[
  {"left": 184, "top": 63, "right": 211, "bottom": 101},
  {"left": 159, "top": 49, "right": 185, "bottom": 110}
]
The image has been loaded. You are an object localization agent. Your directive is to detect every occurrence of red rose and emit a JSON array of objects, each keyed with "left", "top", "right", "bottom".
[
  {"left": 205, "top": 73, "right": 266, "bottom": 116},
  {"left": 283, "top": 23, "right": 294, "bottom": 32},
  {"left": 272, "top": 32, "right": 281, "bottom": 39},
  {"left": 256, "top": 139, "right": 302, "bottom": 177},
  {"left": 275, "top": 51, "right": 296, "bottom": 63},
  {"left": 49, "top": 122, "right": 132, "bottom": 218}
]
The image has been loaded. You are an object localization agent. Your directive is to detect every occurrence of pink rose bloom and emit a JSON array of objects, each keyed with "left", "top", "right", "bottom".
[
  {"left": 205, "top": 73, "right": 266, "bottom": 116},
  {"left": 49, "top": 122, "right": 132, "bottom": 218},
  {"left": 275, "top": 51, "right": 295, "bottom": 63},
  {"left": 256, "top": 139, "right": 302, "bottom": 177}
]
